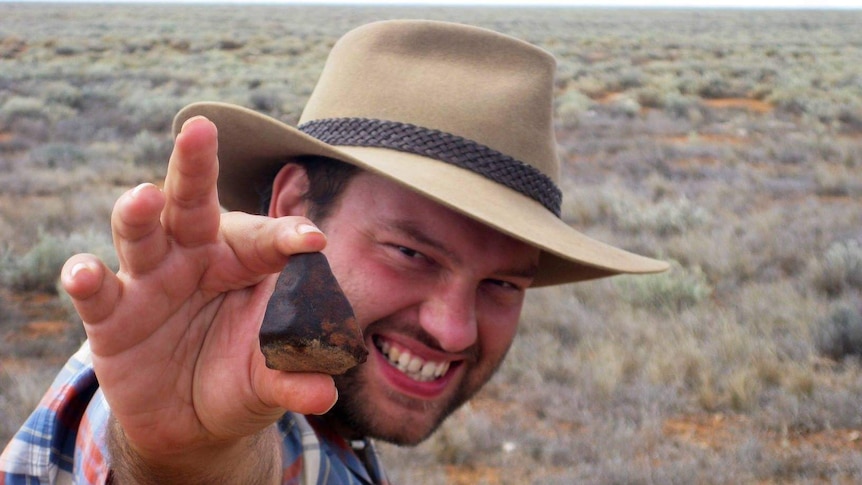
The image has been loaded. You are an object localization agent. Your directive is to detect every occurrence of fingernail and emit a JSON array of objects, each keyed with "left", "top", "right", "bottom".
[
  {"left": 131, "top": 182, "right": 155, "bottom": 199},
  {"left": 181, "top": 115, "right": 204, "bottom": 131},
  {"left": 70, "top": 262, "right": 91, "bottom": 279},
  {"left": 314, "top": 387, "right": 338, "bottom": 416},
  {"left": 297, "top": 223, "right": 322, "bottom": 235}
]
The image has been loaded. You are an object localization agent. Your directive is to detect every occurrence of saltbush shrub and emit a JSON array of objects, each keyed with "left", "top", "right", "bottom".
[
  {"left": 555, "top": 89, "right": 594, "bottom": 128},
  {"left": 131, "top": 130, "right": 173, "bottom": 168},
  {"left": 615, "top": 260, "right": 713, "bottom": 313},
  {"left": 248, "top": 89, "right": 284, "bottom": 114},
  {"left": 430, "top": 407, "right": 497, "bottom": 466},
  {"left": 29, "top": 143, "right": 87, "bottom": 170},
  {"left": 608, "top": 96, "right": 641, "bottom": 119},
  {"left": 815, "top": 305, "right": 862, "bottom": 361},
  {"left": 119, "top": 92, "right": 188, "bottom": 133},
  {"left": 43, "top": 81, "right": 84, "bottom": 110},
  {"left": 634, "top": 86, "right": 666, "bottom": 109},
  {"left": 0, "top": 96, "right": 49, "bottom": 123},
  {"left": 613, "top": 196, "right": 710, "bottom": 236},
  {"left": 1, "top": 229, "right": 117, "bottom": 293},
  {"left": 810, "top": 239, "right": 862, "bottom": 297}
]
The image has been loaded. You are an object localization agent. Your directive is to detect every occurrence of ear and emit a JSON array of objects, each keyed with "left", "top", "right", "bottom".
[{"left": 269, "top": 163, "right": 309, "bottom": 218}]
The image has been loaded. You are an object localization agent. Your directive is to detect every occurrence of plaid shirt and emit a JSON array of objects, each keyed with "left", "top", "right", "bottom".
[{"left": 0, "top": 342, "right": 389, "bottom": 485}]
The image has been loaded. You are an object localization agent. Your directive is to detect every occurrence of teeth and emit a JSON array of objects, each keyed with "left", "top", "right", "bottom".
[
  {"left": 420, "top": 362, "right": 436, "bottom": 378},
  {"left": 407, "top": 357, "right": 423, "bottom": 373},
  {"left": 376, "top": 339, "right": 451, "bottom": 382},
  {"left": 397, "top": 352, "right": 411, "bottom": 371}
]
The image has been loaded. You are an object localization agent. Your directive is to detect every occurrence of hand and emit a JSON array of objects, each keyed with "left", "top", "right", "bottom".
[{"left": 61, "top": 117, "right": 337, "bottom": 476}]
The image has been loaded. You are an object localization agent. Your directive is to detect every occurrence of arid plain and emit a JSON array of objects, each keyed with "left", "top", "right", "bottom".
[{"left": 1, "top": 4, "right": 861, "bottom": 483}]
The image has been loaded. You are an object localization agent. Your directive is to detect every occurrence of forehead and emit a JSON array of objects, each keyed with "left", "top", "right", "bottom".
[{"left": 333, "top": 171, "right": 540, "bottom": 263}]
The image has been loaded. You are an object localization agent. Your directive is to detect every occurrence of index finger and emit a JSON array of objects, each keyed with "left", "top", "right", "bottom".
[{"left": 161, "top": 116, "right": 222, "bottom": 247}]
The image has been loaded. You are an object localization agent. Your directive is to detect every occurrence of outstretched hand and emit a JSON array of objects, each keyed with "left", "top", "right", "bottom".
[{"left": 61, "top": 116, "right": 336, "bottom": 472}]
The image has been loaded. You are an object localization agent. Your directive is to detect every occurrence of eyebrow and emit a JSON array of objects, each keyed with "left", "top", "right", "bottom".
[
  {"left": 387, "top": 219, "right": 539, "bottom": 281},
  {"left": 389, "top": 219, "right": 461, "bottom": 264},
  {"left": 497, "top": 263, "right": 539, "bottom": 281}
]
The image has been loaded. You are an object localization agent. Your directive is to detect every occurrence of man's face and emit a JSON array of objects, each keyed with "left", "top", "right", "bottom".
[{"left": 318, "top": 172, "right": 540, "bottom": 445}]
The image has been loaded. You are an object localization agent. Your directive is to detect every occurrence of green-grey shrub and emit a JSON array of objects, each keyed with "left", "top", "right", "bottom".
[
  {"left": 698, "top": 72, "right": 737, "bottom": 99},
  {"left": 634, "top": 86, "right": 666, "bottom": 109},
  {"left": 838, "top": 102, "right": 862, "bottom": 130},
  {"left": 131, "top": 130, "right": 173, "bottom": 168},
  {"left": 815, "top": 305, "right": 862, "bottom": 361},
  {"left": 0, "top": 96, "right": 49, "bottom": 124},
  {"left": 555, "top": 89, "right": 594, "bottom": 128},
  {"left": 618, "top": 67, "right": 644, "bottom": 90},
  {"left": 43, "top": 81, "right": 84, "bottom": 110},
  {"left": 613, "top": 196, "right": 710, "bottom": 236},
  {"left": 429, "top": 408, "right": 497, "bottom": 466},
  {"left": 29, "top": 143, "right": 87, "bottom": 170},
  {"left": 663, "top": 92, "right": 702, "bottom": 121},
  {"left": 119, "top": 92, "right": 188, "bottom": 133},
  {"left": 767, "top": 133, "right": 816, "bottom": 165},
  {"left": 615, "top": 260, "right": 712, "bottom": 312},
  {"left": 766, "top": 83, "right": 808, "bottom": 115},
  {"left": 810, "top": 240, "right": 862, "bottom": 296},
  {"left": 814, "top": 165, "right": 862, "bottom": 197},
  {"left": 608, "top": 96, "right": 641, "bottom": 119},
  {"left": 248, "top": 89, "right": 284, "bottom": 114},
  {"left": 0, "top": 365, "right": 64, "bottom": 444},
  {"left": 1, "top": 229, "right": 117, "bottom": 293}
]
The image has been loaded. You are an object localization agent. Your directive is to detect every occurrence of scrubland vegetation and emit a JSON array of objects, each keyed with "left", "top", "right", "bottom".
[{"left": 1, "top": 4, "right": 861, "bottom": 483}]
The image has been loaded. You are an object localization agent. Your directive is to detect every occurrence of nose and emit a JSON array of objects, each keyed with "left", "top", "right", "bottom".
[{"left": 418, "top": 282, "right": 478, "bottom": 353}]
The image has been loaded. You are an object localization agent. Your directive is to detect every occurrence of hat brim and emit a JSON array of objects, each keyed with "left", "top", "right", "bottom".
[{"left": 172, "top": 102, "right": 669, "bottom": 286}]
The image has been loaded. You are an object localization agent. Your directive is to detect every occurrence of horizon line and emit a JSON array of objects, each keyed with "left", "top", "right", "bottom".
[{"left": 2, "top": 0, "right": 861, "bottom": 9}]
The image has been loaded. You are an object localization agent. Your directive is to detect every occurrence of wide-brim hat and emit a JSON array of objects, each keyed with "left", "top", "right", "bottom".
[{"left": 172, "top": 19, "right": 668, "bottom": 287}]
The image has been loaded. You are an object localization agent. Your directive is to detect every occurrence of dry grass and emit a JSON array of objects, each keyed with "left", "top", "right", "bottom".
[{"left": 2, "top": 4, "right": 862, "bottom": 483}]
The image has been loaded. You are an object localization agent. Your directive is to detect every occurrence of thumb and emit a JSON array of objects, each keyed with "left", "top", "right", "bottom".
[{"left": 254, "top": 367, "right": 339, "bottom": 417}]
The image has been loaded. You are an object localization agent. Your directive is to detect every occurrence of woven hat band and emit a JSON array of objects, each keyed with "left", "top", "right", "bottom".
[{"left": 298, "top": 117, "right": 563, "bottom": 217}]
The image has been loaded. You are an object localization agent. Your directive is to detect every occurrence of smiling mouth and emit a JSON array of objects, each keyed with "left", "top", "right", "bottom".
[{"left": 374, "top": 336, "right": 452, "bottom": 382}]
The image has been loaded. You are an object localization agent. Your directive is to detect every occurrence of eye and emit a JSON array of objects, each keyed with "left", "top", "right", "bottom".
[
  {"left": 390, "top": 245, "right": 432, "bottom": 265},
  {"left": 484, "top": 279, "right": 523, "bottom": 292},
  {"left": 480, "top": 278, "right": 526, "bottom": 307},
  {"left": 397, "top": 246, "right": 422, "bottom": 259}
]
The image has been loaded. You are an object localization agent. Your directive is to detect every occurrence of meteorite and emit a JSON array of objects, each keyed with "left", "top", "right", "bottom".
[{"left": 259, "top": 252, "right": 368, "bottom": 374}]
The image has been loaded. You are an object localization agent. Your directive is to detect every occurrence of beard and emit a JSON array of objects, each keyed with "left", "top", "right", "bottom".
[
  {"left": 331, "top": 368, "right": 444, "bottom": 445},
  {"left": 327, "top": 361, "right": 472, "bottom": 446}
]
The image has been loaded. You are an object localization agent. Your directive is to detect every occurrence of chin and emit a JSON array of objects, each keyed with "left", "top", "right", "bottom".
[
  {"left": 328, "top": 365, "right": 469, "bottom": 446},
  {"left": 327, "top": 385, "right": 450, "bottom": 446}
]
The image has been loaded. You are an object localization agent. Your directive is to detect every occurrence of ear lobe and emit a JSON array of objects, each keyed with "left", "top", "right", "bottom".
[{"left": 269, "top": 163, "right": 309, "bottom": 217}]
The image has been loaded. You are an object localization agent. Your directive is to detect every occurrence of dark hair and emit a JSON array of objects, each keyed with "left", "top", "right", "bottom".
[{"left": 258, "top": 155, "right": 361, "bottom": 224}]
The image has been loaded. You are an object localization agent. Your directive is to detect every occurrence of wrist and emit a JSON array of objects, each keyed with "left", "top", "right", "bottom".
[{"left": 107, "top": 415, "right": 282, "bottom": 485}]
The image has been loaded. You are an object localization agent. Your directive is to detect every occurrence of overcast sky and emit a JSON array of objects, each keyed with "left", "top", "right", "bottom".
[{"left": 10, "top": 0, "right": 862, "bottom": 7}]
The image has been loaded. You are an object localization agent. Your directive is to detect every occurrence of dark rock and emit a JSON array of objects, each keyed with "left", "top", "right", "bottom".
[{"left": 259, "top": 252, "right": 368, "bottom": 375}]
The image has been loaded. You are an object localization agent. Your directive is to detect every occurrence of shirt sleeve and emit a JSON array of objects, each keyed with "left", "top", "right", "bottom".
[{"left": 0, "top": 341, "right": 110, "bottom": 485}]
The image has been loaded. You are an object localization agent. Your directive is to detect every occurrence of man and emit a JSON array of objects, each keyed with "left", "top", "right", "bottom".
[{"left": 1, "top": 19, "right": 667, "bottom": 484}]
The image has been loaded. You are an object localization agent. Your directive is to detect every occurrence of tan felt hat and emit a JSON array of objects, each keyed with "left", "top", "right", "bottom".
[{"left": 172, "top": 19, "right": 668, "bottom": 286}]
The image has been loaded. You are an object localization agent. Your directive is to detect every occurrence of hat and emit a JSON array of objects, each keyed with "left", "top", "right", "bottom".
[{"left": 172, "top": 19, "right": 668, "bottom": 286}]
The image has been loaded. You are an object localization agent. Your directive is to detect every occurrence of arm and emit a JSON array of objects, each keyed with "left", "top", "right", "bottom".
[
  {"left": 62, "top": 116, "right": 336, "bottom": 483},
  {"left": 106, "top": 416, "right": 281, "bottom": 485}
]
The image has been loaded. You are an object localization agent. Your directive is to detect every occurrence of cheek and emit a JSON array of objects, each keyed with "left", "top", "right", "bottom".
[
  {"left": 330, "top": 256, "right": 410, "bottom": 329},
  {"left": 476, "top": 307, "right": 521, "bottom": 360}
]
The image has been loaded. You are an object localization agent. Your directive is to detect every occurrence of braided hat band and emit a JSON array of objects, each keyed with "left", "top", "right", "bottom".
[{"left": 299, "top": 118, "right": 563, "bottom": 217}]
